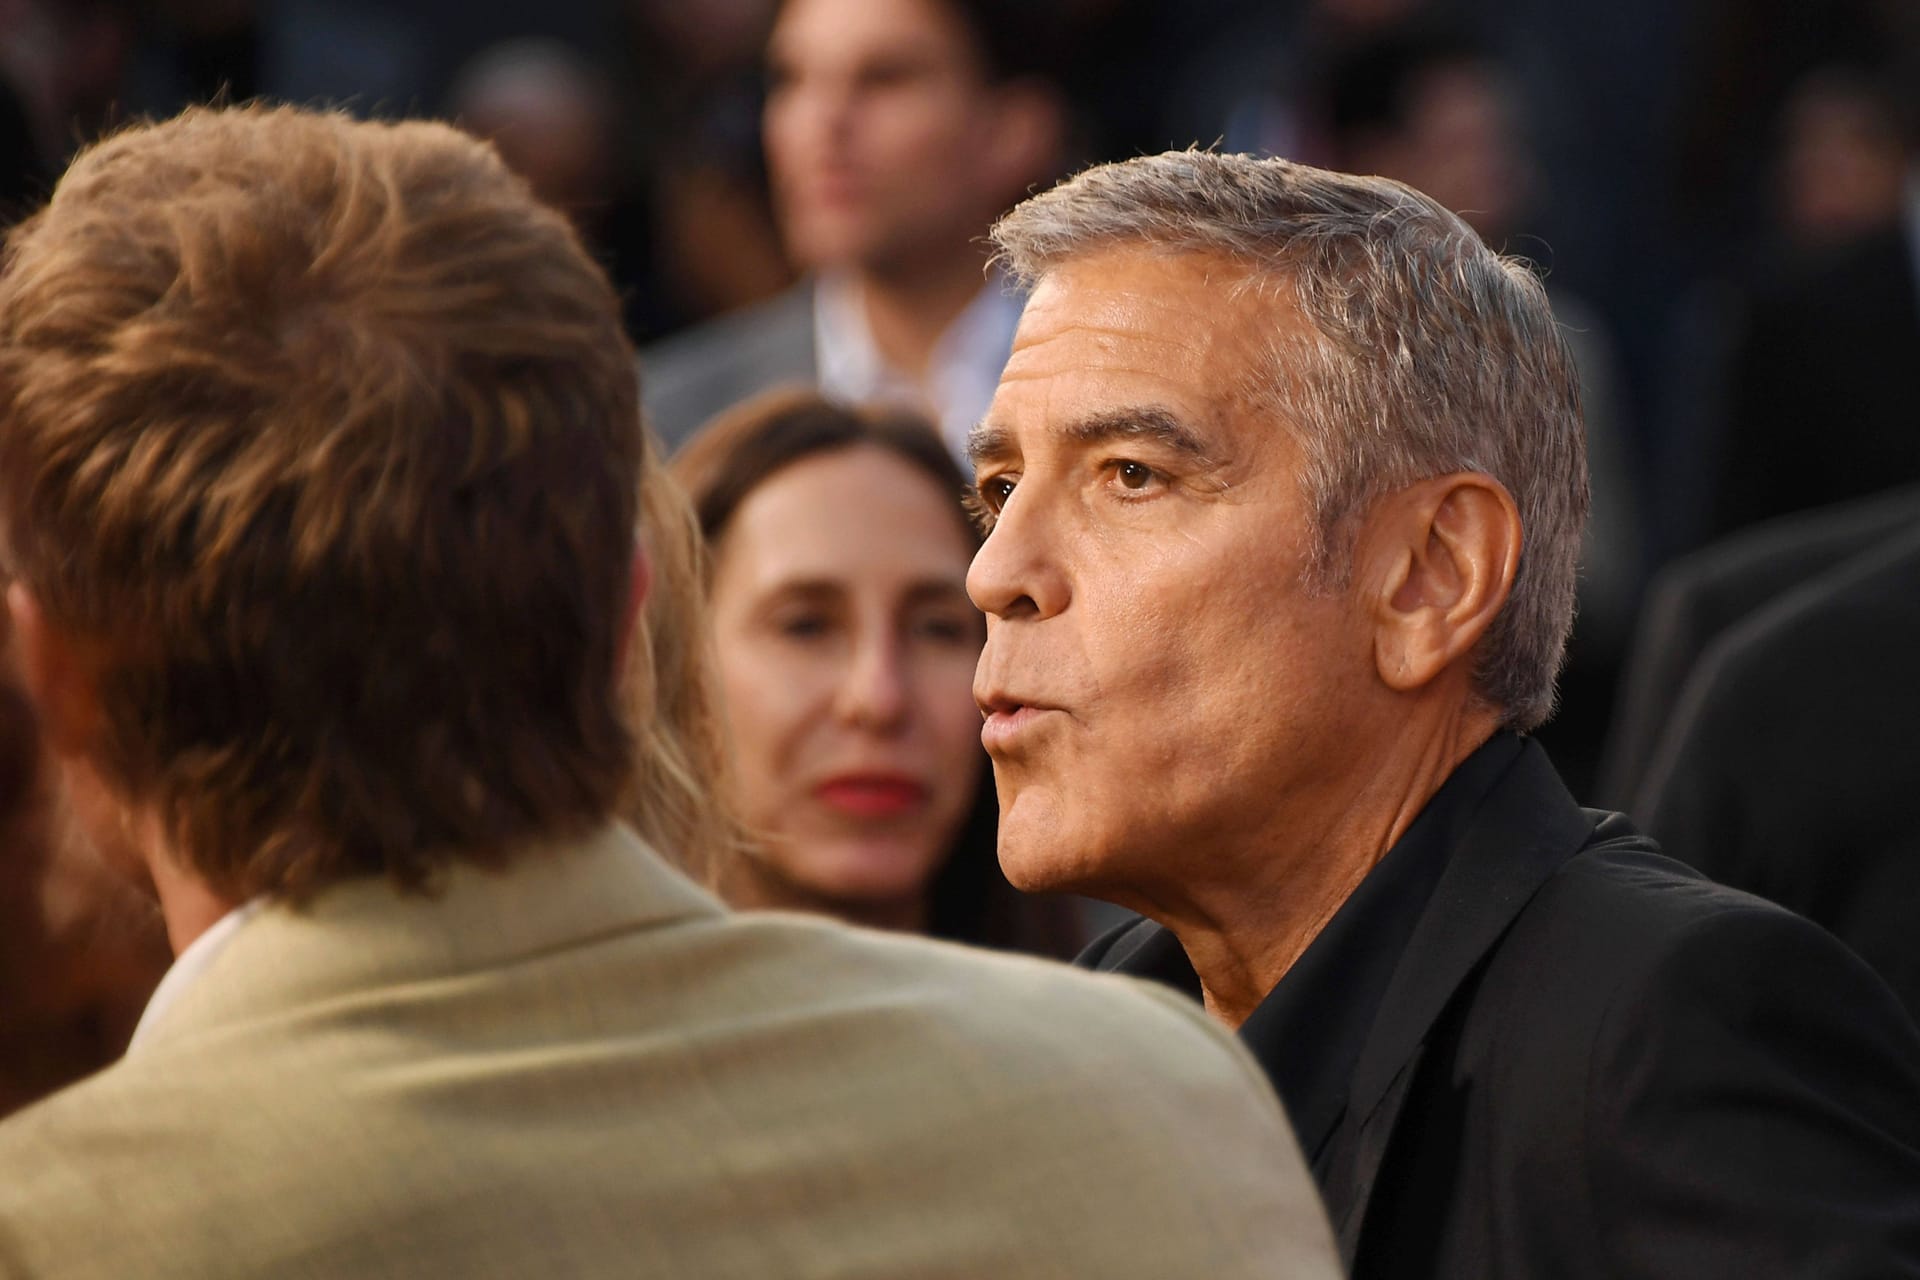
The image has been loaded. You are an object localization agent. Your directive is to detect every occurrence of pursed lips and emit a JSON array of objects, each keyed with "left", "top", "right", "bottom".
[{"left": 975, "top": 692, "right": 1066, "bottom": 752}]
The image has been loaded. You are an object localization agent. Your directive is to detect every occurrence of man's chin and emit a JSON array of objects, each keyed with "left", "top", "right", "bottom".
[{"left": 992, "top": 794, "right": 1112, "bottom": 898}]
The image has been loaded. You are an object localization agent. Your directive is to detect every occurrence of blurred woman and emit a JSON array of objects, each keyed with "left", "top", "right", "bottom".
[{"left": 674, "top": 390, "right": 1080, "bottom": 956}]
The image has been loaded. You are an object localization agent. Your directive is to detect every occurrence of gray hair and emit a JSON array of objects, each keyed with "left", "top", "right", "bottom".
[{"left": 989, "top": 149, "right": 1588, "bottom": 731}]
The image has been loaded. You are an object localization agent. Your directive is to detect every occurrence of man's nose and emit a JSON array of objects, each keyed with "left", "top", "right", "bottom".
[
  {"left": 802, "top": 81, "right": 859, "bottom": 149},
  {"left": 966, "top": 488, "right": 1069, "bottom": 621},
  {"left": 833, "top": 628, "right": 911, "bottom": 732}
]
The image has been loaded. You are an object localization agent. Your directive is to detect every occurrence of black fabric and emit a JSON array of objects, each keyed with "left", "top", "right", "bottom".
[
  {"left": 1082, "top": 738, "right": 1920, "bottom": 1278},
  {"left": 1085, "top": 733, "right": 1522, "bottom": 1161},
  {"left": 1638, "top": 521, "right": 1920, "bottom": 1025},
  {"left": 1597, "top": 484, "right": 1920, "bottom": 806}
]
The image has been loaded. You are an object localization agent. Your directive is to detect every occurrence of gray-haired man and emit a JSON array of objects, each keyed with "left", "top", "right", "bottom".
[{"left": 968, "top": 150, "right": 1920, "bottom": 1279}]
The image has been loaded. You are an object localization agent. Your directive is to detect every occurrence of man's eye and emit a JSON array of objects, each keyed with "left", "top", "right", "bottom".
[
  {"left": 979, "top": 475, "right": 1017, "bottom": 509},
  {"left": 1105, "top": 460, "right": 1163, "bottom": 496}
]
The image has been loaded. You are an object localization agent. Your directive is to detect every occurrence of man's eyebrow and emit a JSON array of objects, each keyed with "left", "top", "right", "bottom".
[
  {"left": 967, "top": 422, "right": 1015, "bottom": 468},
  {"left": 1059, "top": 407, "right": 1217, "bottom": 465},
  {"left": 968, "top": 407, "right": 1219, "bottom": 470}
]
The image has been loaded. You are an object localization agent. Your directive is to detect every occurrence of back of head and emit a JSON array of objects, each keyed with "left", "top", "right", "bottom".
[
  {"left": 991, "top": 150, "right": 1587, "bottom": 730},
  {"left": 0, "top": 104, "right": 643, "bottom": 900}
]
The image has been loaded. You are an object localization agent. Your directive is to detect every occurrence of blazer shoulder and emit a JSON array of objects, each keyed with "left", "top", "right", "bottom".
[
  {"left": 1513, "top": 834, "right": 1807, "bottom": 970},
  {"left": 695, "top": 911, "right": 1310, "bottom": 1154},
  {"left": 630, "top": 912, "right": 1346, "bottom": 1276},
  {"left": 1458, "top": 833, "right": 1920, "bottom": 1274}
]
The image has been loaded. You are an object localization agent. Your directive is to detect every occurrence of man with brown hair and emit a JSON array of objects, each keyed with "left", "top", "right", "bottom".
[
  {"left": 0, "top": 106, "right": 1340, "bottom": 1278},
  {"left": 642, "top": 0, "right": 1068, "bottom": 456}
]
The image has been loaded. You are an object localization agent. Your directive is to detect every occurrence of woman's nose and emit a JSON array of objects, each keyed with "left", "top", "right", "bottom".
[{"left": 833, "top": 630, "right": 911, "bottom": 732}]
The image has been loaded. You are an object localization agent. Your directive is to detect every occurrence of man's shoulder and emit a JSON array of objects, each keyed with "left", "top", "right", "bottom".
[
  {"left": 0, "top": 908, "right": 1342, "bottom": 1279},
  {"left": 715, "top": 909, "right": 1265, "bottom": 1090},
  {"left": 1490, "top": 824, "right": 1912, "bottom": 1039},
  {"left": 1695, "top": 524, "right": 1920, "bottom": 706},
  {"left": 638, "top": 285, "right": 817, "bottom": 446},
  {"left": 1512, "top": 825, "right": 1815, "bottom": 964}
]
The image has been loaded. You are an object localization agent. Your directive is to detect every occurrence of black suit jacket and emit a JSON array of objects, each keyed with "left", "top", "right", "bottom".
[
  {"left": 1597, "top": 484, "right": 1920, "bottom": 806},
  {"left": 1638, "top": 522, "right": 1920, "bottom": 1024},
  {"left": 1085, "top": 742, "right": 1920, "bottom": 1278}
]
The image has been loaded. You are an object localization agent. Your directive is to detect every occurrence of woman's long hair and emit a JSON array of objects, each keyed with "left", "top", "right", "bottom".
[{"left": 619, "top": 425, "right": 746, "bottom": 881}]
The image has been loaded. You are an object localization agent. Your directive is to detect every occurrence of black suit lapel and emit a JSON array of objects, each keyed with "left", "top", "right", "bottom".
[{"left": 1329, "top": 741, "right": 1598, "bottom": 1258}]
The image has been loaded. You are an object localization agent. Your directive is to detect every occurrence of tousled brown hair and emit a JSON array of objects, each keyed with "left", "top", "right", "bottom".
[{"left": 0, "top": 104, "right": 642, "bottom": 900}]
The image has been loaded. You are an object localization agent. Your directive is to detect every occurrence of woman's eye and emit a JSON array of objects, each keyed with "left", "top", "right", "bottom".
[
  {"left": 775, "top": 614, "right": 830, "bottom": 639},
  {"left": 912, "top": 613, "right": 980, "bottom": 645}
]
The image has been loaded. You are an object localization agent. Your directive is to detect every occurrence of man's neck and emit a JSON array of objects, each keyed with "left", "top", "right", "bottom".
[
  {"left": 1147, "top": 713, "right": 1497, "bottom": 1029},
  {"left": 146, "top": 837, "right": 243, "bottom": 957},
  {"left": 851, "top": 248, "right": 992, "bottom": 382}
]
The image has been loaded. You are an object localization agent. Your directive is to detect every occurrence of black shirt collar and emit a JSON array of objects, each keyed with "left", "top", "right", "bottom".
[{"left": 1088, "top": 731, "right": 1527, "bottom": 1164}]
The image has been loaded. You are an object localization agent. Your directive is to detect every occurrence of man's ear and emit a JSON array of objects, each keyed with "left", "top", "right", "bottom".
[
  {"left": 613, "top": 542, "right": 653, "bottom": 679},
  {"left": 5, "top": 583, "right": 104, "bottom": 759},
  {"left": 1362, "top": 473, "right": 1521, "bottom": 695}
]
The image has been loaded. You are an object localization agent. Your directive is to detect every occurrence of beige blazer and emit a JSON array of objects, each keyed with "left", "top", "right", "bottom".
[{"left": 0, "top": 825, "right": 1339, "bottom": 1278}]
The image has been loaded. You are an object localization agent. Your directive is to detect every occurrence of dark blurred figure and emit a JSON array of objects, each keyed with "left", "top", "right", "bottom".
[
  {"left": 615, "top": 0, "right": 795, "bottom": 329},
  {"left": 1774, "top": 67, "right": 1912, "bottom": 252},
  {"left": 447, "top": 38, "right": 706, "bottom": 343},
  {"left": 1600, "top": 485, "right": 1920, "bottom": 808},
  {"left": 641, "top": 0, "right": 1070, "bottom": 455},
  {"left": 1696, "top": 65, "right": 1919, "bottom": 544},
  {"left": 1322, "top": 29, "right": 1645, "bottom": 796},
  {"left": 673, "top": 391, "right": 1082, "bottom": 957},
  {"left": 1634, "top": 516, "right": 1920, "bottom": 1026},
  {"left": 0, "top": 0, "right": 136, "bottom": 214},
  {"left": 1667, "top": 0, "right": 1914, "bottom": 252}
]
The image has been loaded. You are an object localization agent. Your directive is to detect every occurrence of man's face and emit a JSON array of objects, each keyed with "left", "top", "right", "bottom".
[
  {"left": 967, "top": 249, "right": 1379, "bottom": 905},
  {"left": 764, "top": 0, "right": 1008, "bottom": 273}
]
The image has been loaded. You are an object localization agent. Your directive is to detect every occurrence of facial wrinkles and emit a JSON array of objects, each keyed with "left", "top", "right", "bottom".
[{"left": 995, "top": 259, "right": 1320, "bottom": 770}]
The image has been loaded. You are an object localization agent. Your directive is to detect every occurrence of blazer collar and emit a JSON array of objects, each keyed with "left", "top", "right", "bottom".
[
  {"left": 1320, "top": 740, "right": 1599, "bottom": 1264},
  {"left": 138, "top": 823, "right": 723, "bottom": 1054},
  {"left": 1346, "top": 738, "right": 1599, "bottom": 1122}
]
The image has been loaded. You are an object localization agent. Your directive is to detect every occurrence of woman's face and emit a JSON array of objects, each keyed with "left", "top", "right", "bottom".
[{"left": 709, "top": 445, "right": 985, "bottom": 910}]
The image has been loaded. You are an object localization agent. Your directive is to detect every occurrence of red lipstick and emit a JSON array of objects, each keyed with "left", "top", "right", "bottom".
[{"left": 814, "top": 774, "right": 927, "bottom": 818}]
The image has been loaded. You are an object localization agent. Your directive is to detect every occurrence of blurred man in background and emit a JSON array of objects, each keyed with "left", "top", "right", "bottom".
[{"left": 642, "top": 0, "right": 1069, "bottom": 456}]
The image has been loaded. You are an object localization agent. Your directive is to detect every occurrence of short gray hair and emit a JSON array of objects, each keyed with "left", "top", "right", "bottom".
[{"left": 990, "top": 149, "right": 1588, "bottom": 731}]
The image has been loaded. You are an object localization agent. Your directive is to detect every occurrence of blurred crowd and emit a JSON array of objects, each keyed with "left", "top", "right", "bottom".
[
  {"left": 8, "top": 0, "right": 1915, "bottom": 799},
  {"left": 0, "top": 4, "right": 1917, "bottom": 1270}
]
